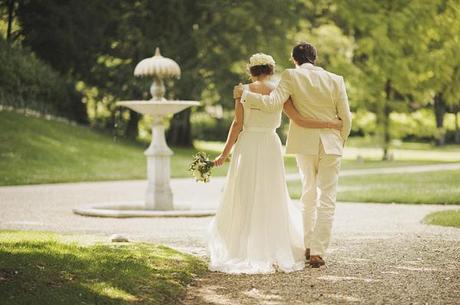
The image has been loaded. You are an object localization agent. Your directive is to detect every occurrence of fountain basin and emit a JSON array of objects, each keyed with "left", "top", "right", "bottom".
[
  {"left": 116, "top": 100, "right": 200, "bottom": 116},
  {"left": 73, "top": 202, "right": 215, "bottom": 218}
]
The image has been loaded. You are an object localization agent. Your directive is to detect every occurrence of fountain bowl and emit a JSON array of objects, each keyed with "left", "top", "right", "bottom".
[
  {"left": 116, "top": 100, "right": 200, "bottom": 116},
  {"left": 73, "top": 201, "right": 215, "bottom": 218}
]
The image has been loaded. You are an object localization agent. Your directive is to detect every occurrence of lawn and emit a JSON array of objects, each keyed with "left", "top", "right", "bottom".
[
  {"left": 423, "top": 210, "right": 460, "bottom": 228},
  {"left": 0, "top": 230, "right": 207, "bottom": 305},
  {"left": 1, "top": 109, "right": 460, "bottom": 186},
  {"left": 0, "top": 110, "right": 229, "bottom": 185},
  {"left": 288, "top": 170, "right": 460, "bottom": 205}
]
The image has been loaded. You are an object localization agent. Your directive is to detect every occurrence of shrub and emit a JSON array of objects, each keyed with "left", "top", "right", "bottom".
[
  {"left": 349, "top": 109, "right": 458, "bottom": 143},
  {"left": 0, "top": 39, "right": 86, "bottom": 123}
]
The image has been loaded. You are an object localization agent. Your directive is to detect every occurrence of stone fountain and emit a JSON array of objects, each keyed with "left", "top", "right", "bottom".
[{"left": 73, "top": 48, "right": 214, "bottom": 218}]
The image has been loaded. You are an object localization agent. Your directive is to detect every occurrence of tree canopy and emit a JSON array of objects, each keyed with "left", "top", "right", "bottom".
[{"left": 1, "top": 0, "right": 459, "bottom": 150}]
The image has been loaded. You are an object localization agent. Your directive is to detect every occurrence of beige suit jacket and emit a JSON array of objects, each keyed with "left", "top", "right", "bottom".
[{"left": 241, "top": 63, "right": 352, "bottom": 156}]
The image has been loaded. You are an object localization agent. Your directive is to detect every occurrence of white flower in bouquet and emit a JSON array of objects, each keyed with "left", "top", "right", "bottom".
[
  {"left": 193, "top": 171, "right": 202, "bottom": 180},
  {"left": 189, "top": 152, "right": 214, "bottom": 183}
]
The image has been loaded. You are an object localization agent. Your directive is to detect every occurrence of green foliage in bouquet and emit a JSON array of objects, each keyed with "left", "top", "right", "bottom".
[{"left": 189, "top": 152, "right": 214, "bottom": 183}]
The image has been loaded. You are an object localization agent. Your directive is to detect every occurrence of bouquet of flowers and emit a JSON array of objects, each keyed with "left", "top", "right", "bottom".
[{"left": 189, "top": 152, "right": 214, "bottom": 183}]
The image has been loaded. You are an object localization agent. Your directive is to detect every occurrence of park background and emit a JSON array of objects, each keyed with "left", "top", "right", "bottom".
[{"left": 0, "top": 1, "right": 459, "bottom": 305}]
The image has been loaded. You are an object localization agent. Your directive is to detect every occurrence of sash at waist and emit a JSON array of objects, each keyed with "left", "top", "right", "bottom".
[{"left": 243, "top": 126, "right": 276, "bottom": 133}]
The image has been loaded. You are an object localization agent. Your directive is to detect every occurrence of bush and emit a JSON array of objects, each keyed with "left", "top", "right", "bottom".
[
  {"left": 349, "top": 109, "right": 458, "bottom": 143},
  {"left": 390, "top": 109, "right": 436, "bottom": 141},
  {"left": 351, "top": 109, "right": 377, "bottom": 137},
  {"left": 0, "top": 39, "right": 86, "bottom": 123}
]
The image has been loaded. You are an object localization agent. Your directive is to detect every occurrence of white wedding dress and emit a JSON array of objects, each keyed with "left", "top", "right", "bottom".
[{"left": 208, "top": 84, "right": 305, "bottom": 274}]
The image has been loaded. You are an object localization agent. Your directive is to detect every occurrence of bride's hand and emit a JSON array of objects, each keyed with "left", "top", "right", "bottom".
[
  {"left": 213, "top": 154, "right": 227, "bottom": 167},
  {"left": 331, "top": 118, "right": 343, "bottom": 130}
]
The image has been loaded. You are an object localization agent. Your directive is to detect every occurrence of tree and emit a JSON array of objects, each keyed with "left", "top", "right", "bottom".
[
  {"left": 6, "top": 0, "right": 14, "bottom": 42},
  {"left": 0, "top": 0, "right": 20, "bottom": 43},
  {"left": 182, "top": 0, "right": 306, "bottom": 144},
  {"left": 421, "top": 0, "right": 460, "bottom": 145},
  {"left": 336, "top": 0, "right": 442, "bottom": 159},
  {"left": 16, "top": 0, "right": 116, "bottom": 79},
  {"left": 13, "top": 0, "right": 119, "bottom": 123},
  {"left": 77, "top": 0, "right": 305, "bottom": 145}
]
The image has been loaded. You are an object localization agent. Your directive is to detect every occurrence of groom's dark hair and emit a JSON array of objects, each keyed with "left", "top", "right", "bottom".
[{"left": 292, "top": 42, "right": 317, "bottom": 65}]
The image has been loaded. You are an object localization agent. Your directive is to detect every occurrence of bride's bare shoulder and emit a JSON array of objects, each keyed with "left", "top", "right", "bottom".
[{"left": 247, "top": 82, "right": 257, "bottom": 92}]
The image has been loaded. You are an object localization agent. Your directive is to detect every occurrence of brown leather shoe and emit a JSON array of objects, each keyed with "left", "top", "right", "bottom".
[
  {"left": 309, "top": 255, "right": 325, "bottom": 268},
  {"left": 305, "top": 248, "right": 310, "bottom": 261}
]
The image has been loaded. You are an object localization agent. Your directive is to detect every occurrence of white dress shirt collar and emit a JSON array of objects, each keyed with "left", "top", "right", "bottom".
[{"left": 298, "top": 63, "right": 323, "bottom": 71}]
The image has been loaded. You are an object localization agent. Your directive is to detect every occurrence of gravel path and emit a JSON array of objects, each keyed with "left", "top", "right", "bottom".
[
  {"left": 185, "top": 204, "right": 460, "bottom": 305},
  {"left": 1, "top": 165, "right": 459, "bottom": 304}
]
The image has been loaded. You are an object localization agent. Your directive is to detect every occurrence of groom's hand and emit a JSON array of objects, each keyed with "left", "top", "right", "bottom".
[
  {"left": 332, "top": 118, "right": 343, "bottom": 130},
  {"left": 233, "top": 83, "right": 243, "bottom": 99}
]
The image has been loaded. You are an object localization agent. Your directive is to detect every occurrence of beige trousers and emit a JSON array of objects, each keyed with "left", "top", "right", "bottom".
[{"left": 296, "top": 141, "right": 341, "bottom": 256}]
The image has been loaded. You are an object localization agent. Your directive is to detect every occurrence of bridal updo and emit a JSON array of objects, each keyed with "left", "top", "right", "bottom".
[{"left": 247, "top": 53, "right": 275, "bottom": 77}]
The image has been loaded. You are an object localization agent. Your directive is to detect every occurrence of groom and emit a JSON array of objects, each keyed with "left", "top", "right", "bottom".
[{"left": 233, "top": 42, "right": 352, "bottom": 268}]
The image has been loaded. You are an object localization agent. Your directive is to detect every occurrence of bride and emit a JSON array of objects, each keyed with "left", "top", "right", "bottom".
[{"left": 208, "top": 53, "right": 342, "bottom": 274}]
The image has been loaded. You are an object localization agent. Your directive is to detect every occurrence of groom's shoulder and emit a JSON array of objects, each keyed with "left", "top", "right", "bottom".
[
  {"left": 323, "top": 68, "right": 344, "bottom": 81},
  {"left": 281, "top": 68, "right": 296, "bottom": 76},
  {"left": 281, "top": 68, "right": 302, "bottom": 80}
]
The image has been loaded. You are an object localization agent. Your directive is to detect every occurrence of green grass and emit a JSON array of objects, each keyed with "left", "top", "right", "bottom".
[
  {"left": 0, "top": 110, "right": 228, "bottom": 185},
  {"left": 423, "top": 210, "right": 460, "bottom": 228},
  {"left": 284, "top": 157, "right": 446, "bottom": 173},
  {"left": 288, "top": 170, "right": 460, "bottom": 205},
  {"left": 0, "top": 230, "right": 207, "bottom": 305},
  {"left": 344, "top": 137, "right": 460, "bottom": 162},
  {"left": 1, "top": 109, "right": 460, "bottom": 186}
]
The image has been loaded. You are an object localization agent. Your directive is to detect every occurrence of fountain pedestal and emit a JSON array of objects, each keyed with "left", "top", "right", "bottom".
[{"left": 144, "top": 117, "right": 173, "bottom": 210}]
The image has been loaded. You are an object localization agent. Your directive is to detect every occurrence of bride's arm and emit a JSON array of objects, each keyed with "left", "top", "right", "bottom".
[
  {"left": 213, "top": 98, "right": 244, "bottom": 166},
  {"left": 283, "top": 98, "right": 342, "bottom": 130}
]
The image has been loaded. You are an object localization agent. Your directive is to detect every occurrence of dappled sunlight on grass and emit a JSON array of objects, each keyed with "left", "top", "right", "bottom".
[
  {"left": 82, "top": 282, "right": 138, "bottom": 301},
  {"left": 0, "top": 230, "right": 207, "bottom": 305}
]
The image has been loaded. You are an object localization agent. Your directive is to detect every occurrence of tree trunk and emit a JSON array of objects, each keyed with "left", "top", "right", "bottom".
[
  {"left": 433, "top": 93, "right": 446, "bottom": 146},
  {"left": 166, "top": 108, "right": 192, "bottom": 147},
  {"left": 382, "top": 79, "right": 392, "bottom": 160},
  {"left": 125, "top": 110, "right": 140, "bottom": 140},
  {"left": 6, "top": 0, "right": 15, "bottom": 43},
  {"left": 455, "top": 111, "right": 460, "bottom": 144}
]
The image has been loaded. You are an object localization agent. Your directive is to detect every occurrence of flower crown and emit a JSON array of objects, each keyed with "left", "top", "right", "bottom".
[{"left": 248, "top": 53, "right": 276, "bottom": 68}]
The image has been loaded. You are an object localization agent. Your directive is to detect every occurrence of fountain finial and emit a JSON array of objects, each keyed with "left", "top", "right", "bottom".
[
  {"left": 133, "top": 47, "right": 181, "bottom": 100},
  {"left": 134, "top": 47, "right": 180, "bottom": 79}
]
